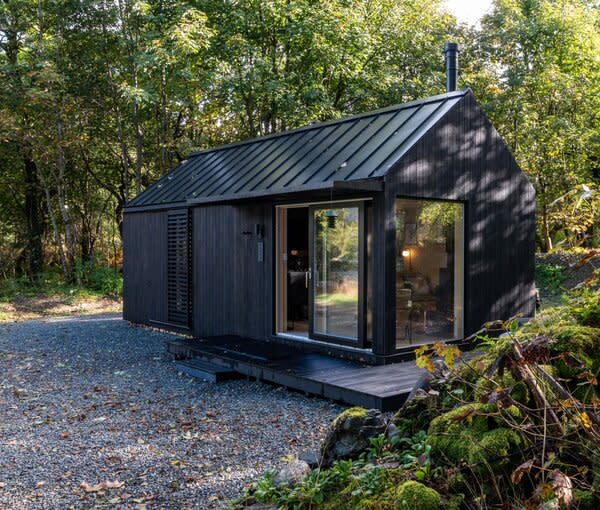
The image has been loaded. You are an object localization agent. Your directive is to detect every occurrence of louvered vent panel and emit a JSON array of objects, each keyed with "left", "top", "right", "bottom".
[{"left": 167, "top": 210, "right": 191, "bottom": 326}]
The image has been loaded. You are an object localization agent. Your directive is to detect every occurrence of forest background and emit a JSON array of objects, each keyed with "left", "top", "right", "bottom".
[{"left": 0, "top": 0, "right": 598, "bottom": 298}]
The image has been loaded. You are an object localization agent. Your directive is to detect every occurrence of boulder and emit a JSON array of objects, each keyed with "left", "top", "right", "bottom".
[
  {"left": 298, "top": 450, "right": 320, "bottom": 469},
  {"left": 273, "top": 459, "right": 311, "bottom": 487},
  {"left": 320, "top": 407, "right": 387, "bottom": 466}
]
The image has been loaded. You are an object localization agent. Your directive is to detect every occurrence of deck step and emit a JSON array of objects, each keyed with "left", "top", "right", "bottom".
[{"left": 175, "top": 359, "right": 242, "bottom": 383}]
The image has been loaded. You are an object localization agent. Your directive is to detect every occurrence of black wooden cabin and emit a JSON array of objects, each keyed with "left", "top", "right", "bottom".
[{"left": 123, "top": 88, "right": 535, "bottom": 366}]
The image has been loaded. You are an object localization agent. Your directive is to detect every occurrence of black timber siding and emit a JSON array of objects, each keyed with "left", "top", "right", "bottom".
[
  {"left": 122, "top": 210, "right": 169, "bottom": 325},
  {"left": 192, "top": 204, "right": 272, "bottom": 339},
  {"left": 378, "top": 90, "right": 535, "bottom": 351},
  {"left": 123, "top": 204, "right": 273, "bottom": 339},
  {"left": 122, "top": 90, "right": 535, "bottom": 362}
]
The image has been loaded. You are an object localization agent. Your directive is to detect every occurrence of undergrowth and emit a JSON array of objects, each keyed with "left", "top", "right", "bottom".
[
  {"left": 0, "top": 259, "right": 122, "bottom": 303},
  {"left": 231, "top": 271, "right": 600, "bottom": 509}
]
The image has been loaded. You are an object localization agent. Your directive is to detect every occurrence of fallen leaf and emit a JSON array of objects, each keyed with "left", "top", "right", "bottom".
[
  {"left": 511, "top": 459, "right": 535, "bottom": 484},
  {"left": 580, "top": 412, "right": 592, "bottom": 430},
  {"left": 105, "top": 480, "right": 124, "bottom": 489},
  {"left": 80, "top": 481, "right": 104, "bottom": 493}
]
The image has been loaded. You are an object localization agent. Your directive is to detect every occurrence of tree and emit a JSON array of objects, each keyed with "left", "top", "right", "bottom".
[{"left": 475, "top": 0, "right": 600, "bottom": 251}]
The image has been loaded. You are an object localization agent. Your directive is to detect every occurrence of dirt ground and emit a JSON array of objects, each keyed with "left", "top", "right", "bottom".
[{"left": 0, "top": 294, "right": 122, "bottom": 322}]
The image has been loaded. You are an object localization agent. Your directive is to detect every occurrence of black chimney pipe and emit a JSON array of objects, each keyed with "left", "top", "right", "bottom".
[{"left": 444, "top": 42, "right": 459, "bottom": 92}]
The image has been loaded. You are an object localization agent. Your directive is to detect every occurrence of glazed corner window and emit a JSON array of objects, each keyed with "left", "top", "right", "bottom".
[{"left": 395, "top": 199, "right": 464, "bottom": 348}]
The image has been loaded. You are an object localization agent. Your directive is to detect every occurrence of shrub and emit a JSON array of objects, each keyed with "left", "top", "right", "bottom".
[
  {"left": 535, "top": 263, "right": 565, "bottom": 291},
  {"left": 76, "top": 258, "right": 122, "bottom": 297}
]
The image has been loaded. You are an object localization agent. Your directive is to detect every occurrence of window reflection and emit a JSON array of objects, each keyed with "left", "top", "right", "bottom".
[
  {"left": 396, "top": 199, "right": 464, "bottom": 347},
  {"left": 314, "top": 206, "right": 359, "bottom": 340}
]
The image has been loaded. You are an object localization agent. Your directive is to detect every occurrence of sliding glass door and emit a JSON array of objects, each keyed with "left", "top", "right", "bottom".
[{"left": 310, "top": 204, "right": 361, "bottom": 342}]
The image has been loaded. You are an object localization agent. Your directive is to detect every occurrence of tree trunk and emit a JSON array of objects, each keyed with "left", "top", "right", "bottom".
[
  {"left": 541, "top": 199, "right": 552, "bottom": 253},
  {"left": 55, "top": 115, "right": 77, "bottom": 282},
  {"left": 23, "top": 152, "right": 44, "bottom": 277},
  {"left": 38, "top": 166, "right": 68, "bottom": 278},
  {"left": 159, "top": 63, "right": 168, "bottom": 174},
  {"left": 4, "top": 18, "right": 44, "bottom": 277},
  {"left": 133, "top": 90, "right": 143, "bottom": 195}
]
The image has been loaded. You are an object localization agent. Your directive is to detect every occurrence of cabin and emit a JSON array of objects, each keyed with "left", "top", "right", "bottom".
[{"left": 122, "top": 46, "right": 535, "bottom": 408}]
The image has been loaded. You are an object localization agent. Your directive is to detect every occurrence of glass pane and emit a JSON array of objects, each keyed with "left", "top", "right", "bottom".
[
  {"left": 395, "top": 199, "right": 464, "bottom": 348},
  {"left": 313, "top": 206, "right": 359, "bottom": 340}
]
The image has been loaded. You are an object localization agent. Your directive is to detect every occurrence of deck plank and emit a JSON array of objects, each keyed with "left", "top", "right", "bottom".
[{"left": 166, "top": 336, "right": 425, "bottom": 411}]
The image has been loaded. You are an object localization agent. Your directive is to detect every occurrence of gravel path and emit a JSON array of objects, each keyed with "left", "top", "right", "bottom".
[{"left": 0, "top": 314, "right": 342, "bottom": 509}]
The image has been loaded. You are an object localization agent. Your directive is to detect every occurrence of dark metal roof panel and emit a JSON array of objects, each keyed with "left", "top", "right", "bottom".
[{"left": 128, "top": 90, "right": 467, "bottom": 207}]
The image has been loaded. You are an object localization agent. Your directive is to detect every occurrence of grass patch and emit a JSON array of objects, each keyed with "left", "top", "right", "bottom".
[{"left": 0, "top": 265, "right": 122, "bottom": 321}]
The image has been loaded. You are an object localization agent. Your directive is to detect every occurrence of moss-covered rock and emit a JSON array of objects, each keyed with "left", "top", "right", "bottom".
[
  {"left": 428, "top": 403, "right": 495, "bottom": 462},
  {"left": 395, "top": 481, "right": 441, "bottom": 510},
  {"left": 321, "top": 407, "right": 387, "bottom": 466},
  {"left": 428, "top": 403, "right": 525, "bottom": 470},
  {"left": 392, "top": 391, "right": 444, "bottom": 438},
  {"left": 467, "top": 427, "right": 525, "bottom": 465}
]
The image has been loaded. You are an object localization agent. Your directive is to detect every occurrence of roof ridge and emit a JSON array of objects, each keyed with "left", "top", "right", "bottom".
[{"left": 186, "top": 89, "right": 469, "bottom": 158}]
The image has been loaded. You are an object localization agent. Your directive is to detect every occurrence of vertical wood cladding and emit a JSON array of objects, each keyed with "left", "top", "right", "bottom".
[
  {"left": 192, "top": 203, "right": 272, "bottom": 339},
  {"left": 122, "top": 210, "right": 168, "bottom": 324},
  {"left": 381, "top": 90, "right": 536, "bottom": 353},
  {"left": 122, "top": 90, "right": 535, "bottom": 362}
]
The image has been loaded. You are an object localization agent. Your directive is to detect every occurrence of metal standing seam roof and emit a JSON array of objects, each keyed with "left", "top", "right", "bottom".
[{"left": 127, "top": 89, "right": 468, "bottom": 208}]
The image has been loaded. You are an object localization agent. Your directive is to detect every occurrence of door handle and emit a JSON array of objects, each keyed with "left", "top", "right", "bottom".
[{"left": 305, "top": 268, "right": 311, "bottom": 288}]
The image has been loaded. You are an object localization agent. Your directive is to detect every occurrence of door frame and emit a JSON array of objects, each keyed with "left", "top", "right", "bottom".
[
  {"left": 274, "top": 200, "right": 370, "bottom": 348},
  {"left": 308, "top": 201, "right": 366, "bottom": 347}
]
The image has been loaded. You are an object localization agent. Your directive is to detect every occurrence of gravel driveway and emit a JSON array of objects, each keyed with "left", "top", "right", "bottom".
[{"left": 0, "top": 314, "right": 342, "bottom": 509}]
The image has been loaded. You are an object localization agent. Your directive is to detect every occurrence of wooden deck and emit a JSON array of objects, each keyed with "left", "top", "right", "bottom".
[{"left": 166, "top": 337, "right": 426, "bottom": 411}]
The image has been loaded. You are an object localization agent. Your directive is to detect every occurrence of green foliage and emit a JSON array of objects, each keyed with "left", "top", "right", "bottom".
[
  {"left": 475, "top": 0, "right": 600, "bottom": 251},
  {"left": 2, "top": 0, "right": 598, "bottom": 281},
  {"left": 75, "top": 258, "right": 123, "bottom": 297},
  {"left": 535, "top": 263, "right": 566, "bottom": 291},
  {"left": 0, "top": 263, "right": 121, "bottom": 305},
  {"left": 569, "top": 285, "right": 600, "bottom": 328}
]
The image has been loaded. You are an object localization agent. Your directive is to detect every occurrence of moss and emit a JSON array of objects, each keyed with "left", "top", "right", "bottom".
[
  {"left": 333, "top": 406, "right": 367, "bottom": 427},
  {"left": 467, "top": 427, "right": 526, "bottom": 466},
  {"left": 549, "top": 325, "right": 600, "bottom": 400},
  {"left": 355, "top": 489, "right": 398, "bottom": 510},
  {"left": 552, "top": 325, "right": 599, "bottom": 357},
  {"left": 474, "top": 371, "right": 530, "bottom": 405},
  {"left": 428, "top": 403, "right": 525, "bottom": 469},
  {"left": 428, "top": 403, "right": 495, "bottom": 462},
  {"left": 332, "top": 467, "right": 408, "bottom": 510},
  {"left": 443, "top": 494, "right": 466, "bottom": 510},
  {"left": 395, "top": 481, "right": 441, "bottom": 510},
  {"left": 573, "top": 489, "right": 598, "bottom": 510},
  {"left": 429, "top": 403, "right": 495, "bottom": 435}
]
